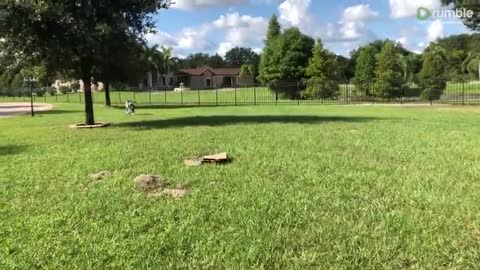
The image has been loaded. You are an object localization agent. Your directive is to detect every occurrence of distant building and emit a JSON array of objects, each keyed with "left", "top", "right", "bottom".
[
  {"left": 52, "top": 80, "right": 104, "bottom": 92},
  {"left": 176, "top": 66, "right": 254, "bottom": 89}
]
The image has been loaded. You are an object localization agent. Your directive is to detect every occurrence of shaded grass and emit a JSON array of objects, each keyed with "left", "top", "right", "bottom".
[{"left": 1, "top": 104, "right": 480, "bottom": 269}]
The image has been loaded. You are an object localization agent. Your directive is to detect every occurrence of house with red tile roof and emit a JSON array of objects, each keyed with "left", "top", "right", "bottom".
[{"left": 176, "top": 66, "right": 254, "bottom": 89}]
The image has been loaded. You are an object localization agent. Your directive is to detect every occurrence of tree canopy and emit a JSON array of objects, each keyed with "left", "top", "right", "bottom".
[
  {"left": 303, "top": 40, "right": 340, "bottom": 99},
  {"left": 353, "top": 45, "right": 377, "bottom": 95},
  {"left": 225, "top": 47, "right": 260, "bottom": 71},
  {"left": 374, "top": 41, "right": 406, "bottom": 98},
  {"left": 442, "top": 0, "right": 480, "bottom": 31},
  {"left": 419, "top": 45, "right": 448, "bottom": 101},
  {"left": 1, "top": 0, "right": 170, "bottom": 124}
]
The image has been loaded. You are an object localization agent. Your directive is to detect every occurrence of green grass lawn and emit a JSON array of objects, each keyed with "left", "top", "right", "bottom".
[{"left": 1, "top": 104, "right": 480, "bottom": 268}]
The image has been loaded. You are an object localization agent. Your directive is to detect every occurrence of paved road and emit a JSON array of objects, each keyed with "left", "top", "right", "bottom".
[{"left": 0, "top": 103, "right": 54, "bottom": 118}]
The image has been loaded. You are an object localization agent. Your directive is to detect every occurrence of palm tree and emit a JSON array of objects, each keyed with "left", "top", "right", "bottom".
[
  {"left": 143, "top": 45, "right": 163, "bottom": 87},
  {"left": 160, "top": 46, "right": 174, "bottom": 86},
  {"left": 462, "top": 52, "right": 480, "bottom": 80}
]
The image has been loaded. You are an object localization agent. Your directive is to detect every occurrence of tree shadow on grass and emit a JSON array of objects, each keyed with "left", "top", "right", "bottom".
[
  {"left": 0, "top": 145, "right": 28, "bottom": 156},
  {"left": 36, "top": 110, "right": 83, "bottom": 115},
  {"left": 111, "top": 104, "right": 219, "bottom": 110},
  {"left": 114, "top": 115, "right": 381, "bottom": 130}
]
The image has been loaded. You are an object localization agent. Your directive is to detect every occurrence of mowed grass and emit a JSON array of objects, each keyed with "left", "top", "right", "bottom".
[{"left": 1, "top": 103, "right": 480, "bottom": 269}]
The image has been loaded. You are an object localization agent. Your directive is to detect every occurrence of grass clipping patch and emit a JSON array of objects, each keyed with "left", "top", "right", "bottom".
[{"left": 134, "top": 174, "right": 188, "bottom": 199}]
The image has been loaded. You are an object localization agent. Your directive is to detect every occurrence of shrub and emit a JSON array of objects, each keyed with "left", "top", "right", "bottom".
[
  {"left": 268, "top": 81, "right": 301, "bottom": 100},
  {"left": 303, "top": 79, "right": 340, "bottom": 99},
  {"left": 59, "top": 86, "right": 70, "bottom": 94},
  {"left": 47, "top": 87, "right": 57, "bottom": 96},
  {"left": 35, "top": 88, "right": 45, "bottom": 97},
  {"left": 70, "top": 82, "right": 80, "bottom": 93}
]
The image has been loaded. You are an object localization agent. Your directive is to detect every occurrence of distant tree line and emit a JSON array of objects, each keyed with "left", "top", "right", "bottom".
[{"left": 256, "top": 14, "right": 479, "bottom": 101}]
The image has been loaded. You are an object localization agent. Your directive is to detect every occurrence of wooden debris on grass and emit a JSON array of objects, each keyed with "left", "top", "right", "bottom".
[{"left": 184, "top": 152, "right": 230, "bottom": 167}]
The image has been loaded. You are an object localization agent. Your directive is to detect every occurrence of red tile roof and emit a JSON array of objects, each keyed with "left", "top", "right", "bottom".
[{"left": 178, "top": 66, "right": 241, "bottom": 76}]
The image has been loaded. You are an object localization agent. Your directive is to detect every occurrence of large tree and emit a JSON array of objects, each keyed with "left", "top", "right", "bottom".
[
  {"left": 353, "top": 45, "right": 377, "bottom": 95},
  {"left": 96, "top": 38, "right": 147, "bottom": 106},
  {"left": 177, "top": 53, "right": 225, "bottom": 69},
  {"left": 303, "top": 40, "right": 340, "bottom": 99},
  {"left": 374, "top": 41, "right": 406, "bottom": 98},
  {"left": 1, "top": 1, "right": 170, "bottom": 125},
  {"left": 258, "top": 14, "right": 281, "bottom": 84},
  {"left": 419, "top": 45, "right": 448, "bottom": 103},
  {"left": 260, "top": 27, "right": 314, "bottom": 85},
  {"left": 225, "top": 47, "right": 260, "bottom": 67}
]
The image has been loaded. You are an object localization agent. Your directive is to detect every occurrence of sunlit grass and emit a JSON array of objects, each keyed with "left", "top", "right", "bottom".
[{"left": 1, "top": 104, "right": 480, "bottom": 268}]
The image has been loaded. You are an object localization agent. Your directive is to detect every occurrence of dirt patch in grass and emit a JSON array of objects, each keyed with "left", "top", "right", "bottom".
[
  {"left": 134, "top": 174, "right": 189, "bottom": 199},
  {"left": 134, "top": 174, "right": 166, "bottom": 192},
  {"left": 89, "top": 171, "right": 112, "bottom": 181},
  {"left": 149, "top": 188, "right": 189, "bottom": 199}
]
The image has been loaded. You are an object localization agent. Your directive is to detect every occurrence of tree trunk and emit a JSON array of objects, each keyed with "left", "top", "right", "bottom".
[
  {"left": 105, "top": 81, "right": 111, "bottom": 107},
  {"left": 147, "top": 72, "right": 153, "bottom": 88},
  {"left": 82, "top": 67, "right": 95, "bottom": 125}
]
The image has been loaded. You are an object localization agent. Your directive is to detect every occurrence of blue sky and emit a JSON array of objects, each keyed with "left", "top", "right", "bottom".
[{"left": 146, "top": 0, "right": 473, "bottom": 58}]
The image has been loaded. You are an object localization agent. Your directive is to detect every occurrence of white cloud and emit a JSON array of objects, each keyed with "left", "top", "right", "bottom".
[
  {"left": 147, "top": 12, "right": 267, "bottom": 57},
  {"left": 149, "top": 0, "right": 382, "bottom": 57},
  {"left": 396, "top": 36, "right": 409, "bottom": 47},
  {"left": 145, "top": 31, "right": 178, "bottom": 47},
  {"left": 337, "top": 4, "right": 379, "bottom": 42},
  {"left": 176, "top": 25, "right": 214, "bottom": 52},
  {"left": 277, "top": 1, "right": 378, "bottom": 43},
  {"left": 389, "top": 0, "right": 442, "bottom": 19},
  {"left": 427, "top": 19, "right": 444, "bottom": 41},
  {"left": 213, "top": 13, "right": 268, "bottom": 56},
  {"left": 278, "top": 0, "right": 312, "bottom": 28},
  {"left": 173, "top": 0, "right": 248, "bottom": 10},
  {"left": 342, "top": 4, "right": 379, "bottom": 22}
]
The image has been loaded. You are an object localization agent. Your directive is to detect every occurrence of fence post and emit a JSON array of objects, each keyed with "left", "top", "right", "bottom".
[
  {"left": 133, "top": 89, "right": 136, "bottom": 102},
  {"left": 462, "top": 79, "right": 465, "bottom": 105},
  {"left": 44, "top": 88, "right": 47, "bottom": 102},
  {"left": 400, "top": 87, "right": 404, "bottom": 105},
  {"left": 67, "top": 92, "right": 70, "bottom": 103},
  {"left": 55, "top": 90, "right": 58, "bottom": 102},
  {"left": 297, "top": 82, "right": 300, "bottom": 105},
  {"left": 118, "top": 91, "right": 121, "bottom": 104},
  {"left": 275, "top": 87, "right": 278, "bottom": 105},
  {"left": 197, "top": 88, "right": 200, "bottom": 105},
  {"left": 149, "top": 88, "right": 152, "bottom": 105},
  {"left": 216, "top": 87, "right": 218, "bottom": 106},
  {"left": 181, "top": 88, "right": 183, "bottom": 105},
  {"left": 234, "top": 86, "right": 237, "bottom": 106},
  {"left": 164, "top": 88, "right": 167, "bottom": 104},
  {"left": 346, "top": 82, "right": 349, "bottom": 105},
  {"left": 79, "top": 92, "right": 82, "bottom": 103},
  {"left": 344, "top": 82, "right": 348, "bottom": 104}
]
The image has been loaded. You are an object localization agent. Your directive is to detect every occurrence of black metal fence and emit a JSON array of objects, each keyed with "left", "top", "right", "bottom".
[{"left": 1, "top": 80, "right": 480, "bottom": 106}]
